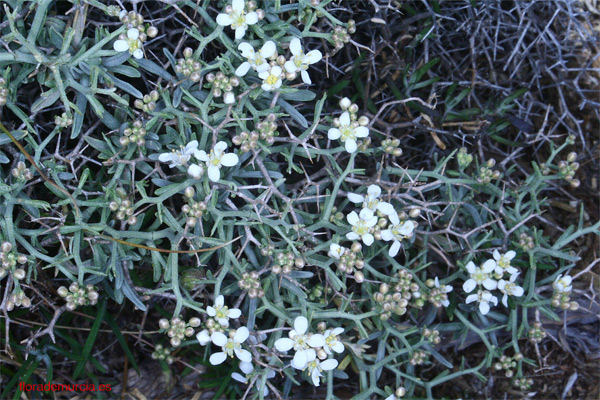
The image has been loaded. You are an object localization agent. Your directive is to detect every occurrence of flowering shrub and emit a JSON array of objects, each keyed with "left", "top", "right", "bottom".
[{"left": 0, "top": 1, "right": 598, "bottom": 399}]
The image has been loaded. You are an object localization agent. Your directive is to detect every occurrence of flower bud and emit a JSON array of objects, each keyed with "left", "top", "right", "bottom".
[
  {"left": 13, "top": 268, "right": 25, "bottom": 280},
  {"left": 1, "top": 242, "right": 12, "bottom": 253},
  {"left": 354, "top": 271, "right": 364, "bottom": 283},
  {"left": 159, "top": 318, "right": 170, "bottom": 330}
]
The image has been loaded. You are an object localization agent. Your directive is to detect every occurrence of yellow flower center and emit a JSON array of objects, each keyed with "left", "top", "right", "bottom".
[
  {"left": 265, "top": 74, "right": 279, "bottom": 86},
  {"left": 353, "top": 221, "right": 369, "bottom": 236},
  {"left": 340, "top": 126, "right": 356, "bottom": 141},
  {"left": 231, "top": 12, "right": 246, "bottom": 28}
]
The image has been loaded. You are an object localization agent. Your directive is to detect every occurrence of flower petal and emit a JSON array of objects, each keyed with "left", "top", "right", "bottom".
[
  {"left": 376, "top": 201, "right": 395, "bottom": 216},
  {"left": 505, "top": 250, "right": 516, "bottom": 260},
  {"left": 294, "top": 316, "right": 308, "bottom": 335},
  {"left": 215, "top": 295, "right": 224, "bottom": 307},
  {"left": 238, "top": 42, "right": 255, "bottom": 56},
  {"left": 228, "top": 308, "right": 242, "bottom": 319},
  {"left": 231, "top": 372, "right": 247, "bottom": 383},
  {"left": 221, "top": 152, "right": 239, "bottom": 167},
  {"left": 380, "top": 229, "right": 394, "bottom": 241},
  {"left": 340, "top": 112, "right": 350, "bottom": 127},
  {"left": 292, "top": 349, "right": 308, "bottom": 370},
  {"left": 331, "top": 341, "right": 344, "bottom": 353},
  {"left": 482, "top": 278, "right": 498, "bottom": 290},
  {"left": 235, "top": 62, "right": 252, "bottom": 77},
  {"left": 234, "top": 348, "right": 252, "bottom": 362},
  {"left": 398, "top": 220, "right": 415, "bottom": 235},
  {"left": 307, "top": 334, "right": 325, "bottom": 348},
  {"left": 206, "top": 306, "right": 216, "bottom": 316},
  {"left": 245, "top": 12, "right": 258, "bottom": 25},
  {"left": 345, "top": 138, "right": 358, "bottom": 153},
  {"left": 328, "top": 128, "right": 341, "bottom": 140},
  {"left": 463, "top": 279, "right": 477, "bottom": 293},
  {"left": 388, "top": 240, "right": 401, "bottom": 257},
  {"left": 300, "top": 70, "right": 311, "bottom": 84},
  {"left": 235, "top": 26, "right": 246, "bottom": 40},
  {"left": 261, "top": 41, "right": 276, "bottom": 58},
  {"left": 513, "top": 286, "right": 524, "bottom": 297},
  {"left": 232, "top": 0, "right": 244, "bottom": 12},
  {"left": 493, "top": 249, "right": 501, "bottom": 260},
  {"left": 320, "top": 359, "right": 338, "bottom": 371},
  {"left": 284, "top": 60, "right": 297, "bottom": 73},
  {"left": 209, "top": 352, "right": 227, "bottom": 365},
  {"left": 211, "top": 331, "right": 228, "bottom": 346},
  {"left": 196, "top": 329, "right": 211, "bottom": 345},
  {"left": 275, "top": 338, "right": 294, "bottom": 352},
  {"left": 465, "top": 293, "right": 478, "bottom": 304},
  {"left": 465, "top": 261, "right": 477, "bottom": 274},
  {"left": 216, "top": 13, "right": 233, "bottom": 26},
  {"left": 479, "top": 301, "right": 490, "bottom": 315},
  {"left": 362, "top": 233, "right": 374, "bottom": 246},
  {"left": 194, "top": 150, "right": 208, "bottom": 161},
  {"left": 481, "top": 259, "right": 496, "bottom": 273},
  {"left": 239, "top": 361, "right": 254, "bottom": 374},
  {"left": 127, "top": 28, "right": 139, "bottom": 40},
  {"left": 355, "top": 126, "right": 369, "bottom": 138},
  {"left": 256, "top": 63, "right": 270, "bottom": 73},
  {"left": 359, "top": 207, "right": 375, "bottom": 221},
  {"left": 158, "top": 153, "right": 173, "bottom": 162},
  {"left": 304, "top": 50, "right": 322, "bottom": 64},
  {"left": 113, "top": 40, "right": 129, "bottom": 52},
  {"left": 388, "top": 212, "right": 400, "bottom": 226},
  {"left": 347, "top": 193, "right": 364, "bottom": 204},
  {"left": 289, "top": 38, "right": 302, "bottom": 56},
  {"left": 346, "top": 232, "right": 360, "bottom": 240},
  {"left": 187, "top": 164, "right": 204, "bottom": 179},
  {"left": 347, "top": 211, "right": 359, "bottom": 226},
  {"left": 133, "top": 49, "right": 143, "bottom": 59},
  {"left": 207, "top": 165, "right": 220, "bottom": 182}
]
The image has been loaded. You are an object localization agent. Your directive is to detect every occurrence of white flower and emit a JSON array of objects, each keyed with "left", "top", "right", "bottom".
[
  {"left": 209, "top": 326, "right": 252, "bottom": 365},
  {"left": 235, "top": 41, "right": 276, "bottom": 76},
  {"left": 493, "top": 250, "right": 518, "bottom": 278},
  {"left": 187, "top": 163, "right": 205, "bottom": 179},
  {"left": 327, "top": 243, "right": 347, "bottom": 260},
  {"left": 498, "top": 273, "right": 524, "bottom": 307},
  {"left": 465, "top": 289, "right": 498, "bottom": 315},
  {"left": 462, "top": 260, "right": 498, "bottom": 293},
  {"left": 196, "top": 329, "right": 211, "bottom": 346},
  {"left": 305, "top": 351, "right": 338, "bottom": 386},
  {"left": 274, "top": 316, "right": 325, "bottom": 370},
  {"left": 380, "top": 220, "right": 416, "bottom": 257},
  {"left": 553, "top": 274, "right": 573, "bottom": 293},
  {"left": 258, "top": 65, "right": 283, "bottom": 91},
  {"left": 434, "top": 277, "right": 453, "bottom": 307},
  {"left": 345, "top": 208, "right": 378, "bottom": 246},
  {"left": 327, "top": 111, "right": 369, "bottom": 153},
  {"left": 113, "top": 28, "right": 144, "bottom": 59},
  {"left": 347, "top": 184, "right": 396, "bottom": 218},
  {"left": 158, "top": 140, "right": 199, "bottom": 168},
  {"left": 223, "top": 91, "right": 235, "bottom": 104},
  {"left": 195, "top": 141, "right": 239, "bottom": 182},
  {"left": 323, "top": 327, "right": 344, "bottom": 355},
  {"left": 206, "top": 295, "right": 242, "bottom": 327},
  {"left": 231, "top": 362, "right": 276, "bottom": 397},
  {"left": 216, "top": 0, "right": 258, "bottom": 40},
  {"left": 283, "top": 38, "right": 322, "bottom": 84}
]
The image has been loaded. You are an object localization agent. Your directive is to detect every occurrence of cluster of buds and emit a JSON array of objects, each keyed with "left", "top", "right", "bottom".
[
  {"left": 551, "top": 274, "right": 579, "bottom": 311},
  {"left": 298, "top": 0, "right": 324, "bottom": 24},
  {"left": 557, "top": 152, "right": 580, "bottom": 188},
  {"left": 205, "top": 72, "right": 240, "bottom": 104},
  {"left": 55, "top": 112, "right": 73, "bottom": 128},
  {"left": 409, "top": 350, "right": 428, "bottom": 366},
  {"left": 232, "top": 130, "right": 260, "bottom": 153},
  {"left": 477, "top": 158, "right": 501, "bottom": 184},
  {"left": 328, "top": 206, "right": 345, "bottom": 224},
  {"left": 202, "top": 317, "right": 227, "bottom": 336},
  {"left": 175, "top": 48, "right": 202, "bottom": 82},
  {"left": 382, "top": 138, "right": 403, "bottom": 157},
  {"left": 158, "top": 316, "right": 200, "bottom": 347},
  {"left": 457, "top": 147, "right": 473, "bottom": 169},
  {"left": 260, "top": 242, "right": 275, "bottom": 257},
  {"left": 57, "top": 283, "right": 99, "bottom": 310},
  {"left": 493, "top": 353, "right": 522, "bottom": 378},
  {"left": 328, "top": 242, "right": 365, "bottom": 283},
  {"left": 152, "top": 344, "right": 174, "bottom": 364},
  {"left": 134, "top": 90, "right": 159, "bottom": 113},
  {"left": 517, "top": 232, "right": 535, "bottom": 252},
  {"left": 513, "top": 377, "right": 534, "bottom": 391},
  {"left": 120, "top": 119, "right": 147, "bottom": 147},
  {"left": 331, "top": 21, "right": 355, "bottom": 54},
  {"left": 0, "top": 242, "right": 27, "bottom": 281},
  {"left": 118, "top": 10, "right": 158, "bottom": 41},
  {"left": 372, "top": 270, "right": 422, "bottom": 320},
  {"left": 11, "top": 161, "right": 33, "bottom": 181},
  {"left": 423, "top": 278, "right": 451, "bottom": 308},
  {"left": 6, "top": 290, "right": 31, "bottom": 311},
  {"left": 182, "top": 186, "right": 206, "bottom": 227},
  {"left": 271, "top": 251, "right": 305, "bottom": 275},
  {"left": 0, "top": 76, "right": 7, "bottom": 106},
  {"left": 108, "top": 187, "right": 137, "bottom": 225},
  {"left": 233, "top": 114, "right": 279, "bottom": 152},
  {"left": 422, "top": 328, "right": 441, "bottom": 344},
  {"left": 308, "top": 283, "right": 333, "bottom": 304},
  {"left": 527, "top": 322, "right": 546, "bottom": 344},
  {"left": 238, "top": 271, "right": 265, "bottom": 298}
]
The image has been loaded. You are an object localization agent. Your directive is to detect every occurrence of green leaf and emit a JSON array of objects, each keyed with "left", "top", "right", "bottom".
[{"left": 73, "top": 300, "right": 106, "bottom": 379}]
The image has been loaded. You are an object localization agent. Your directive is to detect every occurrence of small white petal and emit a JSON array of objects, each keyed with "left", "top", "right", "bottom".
[
  {"left": 479, "top": 301, "right": 490, "bottom": 315},
  {"left": 239, "top": 361, "right": 254, "bottom": 374},
  {"left": 113, "top": 40, "right": 129, "bottom": 52},
  {"left": 133, "top": 49, "right": 143, "bottom": 59},
  {"left": 340, "top": 112, "right": 350, "bottom": 127},
  {"left": 301, "top": 70, "right": 311, "bottom": 84},
  {"left": 513, "top": 286, "right": 524, "bottom": 297},
  {"left": 294, "top": 316, "right": 308, "bottom": 335},
  {"left": 211, "top": 331, "right": 228, "bottom": 346},
  {"left": 261, "top": 41, "right": 276, "bottom": 58},
  {"left": 320, "top": 359, "right": 338, "bottom": 371},
  {"left": 206, "top": 306, "right": 216, "bottom": 316},
  {"left": 207, "top": 165, "right": 221, "bottom": 182},
  {"left": 215, "top": 295, "right": 224, "bottom": 307},
  {"left": 505, "top": 250, "right": 516, "bottom": 260},
  {"left": 465, "top": 294, "right": 478, "bottom": 304},
  {"left": 228, "top": 308, "right": 242, "bottom": 319},
  {"left": 359, "top": 208, "right": 375, "bottom": 221},
  {"left": 232, "top": 0, "right": 244, "bottom": 13},
  {"left": 307, "top": 334, "right": 325, "bottom": 348},
  {"left": 493, "top": 249, "right": 501, "bottom": 260},
  {"left": 304, "top": 50, "right": 322, "bottom": 64},
  {"left": 465, "top": 261, "right": 477, "bottom": 274},
  {"left": 187, "top": 164, "right": 204, "bottom": 179},
  {"left": 292, "top": 349, "right": 308, "bottom": 369},
  {"left": 355, "top": 126, "right": 369, "bottom": 138},
  {"left": 362, "top": 233, "right": 374, "bottom": 246},
  {"left": 345, "top": 138, "right": 358, "bottom": 153},
  {"left": 235, "top": 26, "right": 246, "bottom": 40},
  {"left": 234, "top": 327, "right": 249, "bottom": 343},
  {"left": 221, "top": 153, "right": 239, "bottom": 167},
  {"left": 388, "top": 240, "right": 401, "bottom": 257},
  {"left": 380, "top": 229, "right": 394, "bottom": 241},
  {"left": 245, "top": 12, "right": 258, "bottom": 25},
  {"left": 376, "top": 202, "right": 395, "bottom": 216},
  {"left": 347, "top": 211, "right": 359, "bottom": 226},
  {"left": 210, "top": 352, "right": 227, "bottom": 365},
  {"left": 328, "top": 128, "right": 341, "bottom": 140},
  {"left": 196, "top": 329, "right": 211, "bottom": 345},
  {"left": 331, "top": 341, "right": 344, "bottom": 353},
  {"left": 275, "top": 338, "right": 294, "bottom": 352},
  {"left": 482, "top": 278, "right": 498, "bottom": 291},
  {"left": 214, "top": 141, "right": 228, "bottom": 152},
  {"left": 463, "top": 279, "right": 477, "bottom": 293},
  {"left": 158, "top": 153, "right": 173, "bottom": 163},
  {"left": 481, "top": 259, "right": 496, "bottom": 273},
  {"left": 347, "top": 193, "right": 364, "bottom": 204},
  {"left": 216, "top": 13, "right": 233, "bottom": 26},
  {"left": 289, "top": 38, "right": 302, "bottom": 56},
  {"left": 234, "top": 348, "right": 252, "bottom": 362},
  {"left": 127, "top": 28, "right": 139, "bottom": 40},
  {"left": 235, "top": 62, "right": 252, "bottom": 77},
  {"left": 238, "top": 42, "right": 255, "bottom": 56},
  {"left": 255, "top": 63, "right": 270, "bottom": 74},
  {"left": 231, "top": 372, "right": 247, "bottom": 383},
  {"left": 388, "top": 212, "right": 400, "bottom": 226},
  {"left": 194, "top": 150, "right": 208, "bottom": 162}
]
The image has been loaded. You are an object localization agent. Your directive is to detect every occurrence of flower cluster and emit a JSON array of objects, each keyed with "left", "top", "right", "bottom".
[
  {"left": 55, "top": 112, "right": 73, "bottom": 128},
  {"left": 158, "top": 141, "right": 239, "bottom": 182},
  {"left": 175, "top": 48, "right": 202, "bottom": 82},
  {"left": 557, "top": 152, "right": 580, "bottom": 188},
  {"left": 271, "top": 251, "right": 305, "bottom": 275},
  {"left": 216, "top": 0, "right": 263, "bottom": 40},
  {"left": 372, "top": 270, "right": 423, "bottom": 320},
  {"left": 197, "top": 295, "right": 243, "bottom": 346},
  {"left": 6, "top": 289, "right": 31, "bottom": 311},
  {"left": 134, "top": 90, "right": 159, "bottom": 113},
  {"left": 493, "top": 352, "right": 523, "bottom": 378},
  {"left": 108, "top": 187, "right": 137, "bottom": 226},
  {"left": 57, "top": 283, "right": 99, "bottom": 311},
  {"left": 120, "top": 119, "right": 147, "bottom": 147},
  {"left": 113, "top": 10, "right": 158, "bottom": 59},
  {"left": 462, "top": 250, "right": 524, "bottom": 315},
  {"left": 382, "top": 138, "right": 403, "bottom": 157},
  {"left": 181, "top": 186, "right": 206, "bottom": 227},
  {"left": 10, "top": 161, "right": 33, "bottom": 181},
  {"left": 328, "top": 98, "right": 370, "bottom": 153},
  {"left": 476, "top": 158, "right": 501, "bottom": 184},
  {"left": 424, "top": 277, "right": 453, "bottom": 308},
  {"left": 152, "top": 344, "right": 174, "bottom": 364},
  {"left": 0, "top": 241, "right": 27, "bottom": 281},
  {"left": 205, "top": 72, "right": 240, "bottom": 105},
  {"left": 238, "top": 271, "right": 265, "bottom": 298},
  {"left": 551, "top": 273, "right": 579, "bottom": 310},
  {"left": 274, "top": 316, "right": 343, "bottom": 386},
  {"left": 328, "top": 242, "right": 365, "bottom": 282},
  {"left": 158, "top": 316, "right": 200, "bottom": 347}
]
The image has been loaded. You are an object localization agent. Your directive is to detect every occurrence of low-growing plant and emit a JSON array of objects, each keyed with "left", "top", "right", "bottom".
[{"left": 0, "top": 1, "right": 598, "bottom": 399}]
